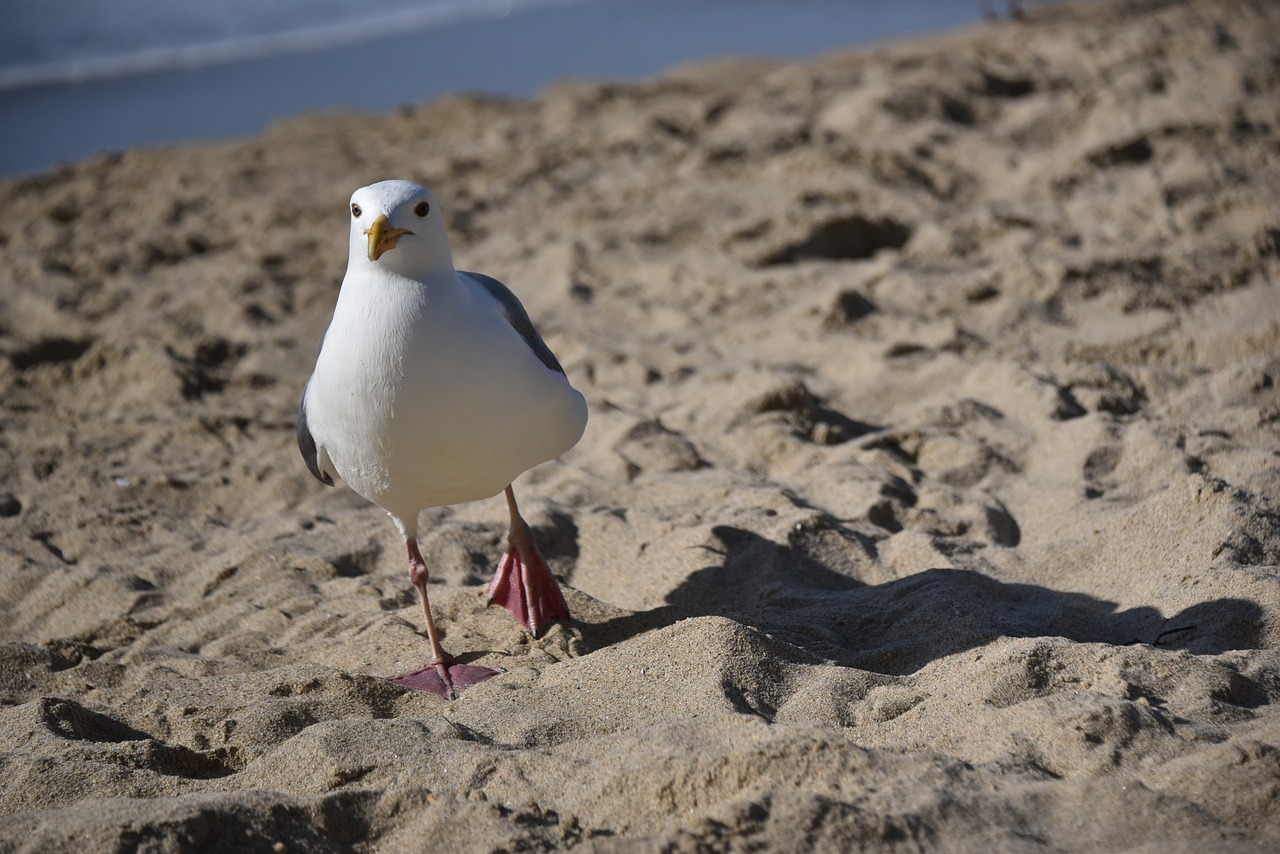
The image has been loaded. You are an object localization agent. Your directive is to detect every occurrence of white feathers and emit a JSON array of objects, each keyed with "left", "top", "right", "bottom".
[{"left": 298, "top": 180, "right": 587, "bottom": 537}]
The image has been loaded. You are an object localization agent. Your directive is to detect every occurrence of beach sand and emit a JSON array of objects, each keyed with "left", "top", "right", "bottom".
[{"left": 1, "top": 0, "right": 1278, "bottom": 849}]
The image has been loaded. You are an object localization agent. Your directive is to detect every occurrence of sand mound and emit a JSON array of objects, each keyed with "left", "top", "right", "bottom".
[{"left": 1, "top": 0, "right": 1278, "bottom": 849}]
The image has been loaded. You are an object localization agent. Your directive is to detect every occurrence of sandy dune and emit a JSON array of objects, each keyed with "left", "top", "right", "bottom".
[{"left": 1, "top": 0, "right": 1278, "bottom": 849}]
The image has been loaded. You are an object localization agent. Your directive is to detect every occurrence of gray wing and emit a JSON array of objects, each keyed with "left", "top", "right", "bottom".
[
  {"left": 297, "top": 381, "right": 334, "bottom": 486},
  {"left": 461, "top": 271, "right": 566, "bottom": 375}
]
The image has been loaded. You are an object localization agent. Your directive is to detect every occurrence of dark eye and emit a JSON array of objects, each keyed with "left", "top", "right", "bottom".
[
  {"left": 351, "top": 203, "right": 362, "bottom": 218},
  {"left": 414, "top": 201, "right": 430, "bottom": 217}
]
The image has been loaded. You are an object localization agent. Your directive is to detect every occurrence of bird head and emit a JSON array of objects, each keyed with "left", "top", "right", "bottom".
[{"left": 347, "top": 180, "right": 452, "bottom": 277}]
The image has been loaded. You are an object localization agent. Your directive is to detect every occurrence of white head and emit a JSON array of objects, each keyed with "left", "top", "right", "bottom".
[{"left": 347, "top": 180, "right": 453, "bottom": 278}]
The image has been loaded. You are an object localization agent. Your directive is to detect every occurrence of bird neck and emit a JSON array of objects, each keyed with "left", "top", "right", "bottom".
[{"left": 347, "top": 249, "right": 454, "bottom": 281}]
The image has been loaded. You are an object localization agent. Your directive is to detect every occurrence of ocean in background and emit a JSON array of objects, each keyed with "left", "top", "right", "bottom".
[{"left": 0, "top": 0, "right": 991, "bottom": 178}]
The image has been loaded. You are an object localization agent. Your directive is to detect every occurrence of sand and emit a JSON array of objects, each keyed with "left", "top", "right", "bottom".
[{"left": 1, "top": 0, "right": 1279, "bottom": 850}]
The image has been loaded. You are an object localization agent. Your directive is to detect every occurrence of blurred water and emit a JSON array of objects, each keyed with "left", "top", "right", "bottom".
[
  {"left": 0, "top": 0, "right": 984, "bottom": 177},
  {"left": 0, "top": 0, "right": 585, "bottom": 87}
]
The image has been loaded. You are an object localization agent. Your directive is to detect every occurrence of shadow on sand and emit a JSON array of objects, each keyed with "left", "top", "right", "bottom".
[{"left": 578, "top": 525, "right": 1265, "bottom": 675}]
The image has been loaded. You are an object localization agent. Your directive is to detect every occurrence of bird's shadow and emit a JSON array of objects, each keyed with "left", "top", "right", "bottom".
[{"left": 576, "top": 525, "right": 1265, "bottom": 676}]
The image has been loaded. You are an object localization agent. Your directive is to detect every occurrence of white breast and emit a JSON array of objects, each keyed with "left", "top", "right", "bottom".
[{"left": 305, "top": 267, "right": 586, "bottom": 522}]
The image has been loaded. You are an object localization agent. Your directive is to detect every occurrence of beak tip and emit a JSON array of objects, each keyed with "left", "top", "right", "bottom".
[{"left": 364, "top": 213, "right": 409, "bottom": 263}]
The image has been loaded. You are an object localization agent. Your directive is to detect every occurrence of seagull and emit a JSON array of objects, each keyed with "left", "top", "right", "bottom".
[{"left": 296, "top": 180, "right": 588, "bottom": 699}]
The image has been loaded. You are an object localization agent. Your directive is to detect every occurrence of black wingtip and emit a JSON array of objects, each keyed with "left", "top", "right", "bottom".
[{"left": 296, "top": 387, "right": 334, "bottom": 487}]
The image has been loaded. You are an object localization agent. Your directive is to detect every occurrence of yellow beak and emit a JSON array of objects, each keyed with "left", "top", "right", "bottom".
[{"left": 366, "top": 213, "right": 412, "bottom": 261}]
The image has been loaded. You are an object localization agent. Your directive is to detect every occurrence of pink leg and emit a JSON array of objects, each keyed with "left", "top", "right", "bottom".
[
  {"left": 487, "top": 486, "right": 570, "bottom": 637},
  {"left": 388, "top": 538, "right": 502, "bottom": 698}
]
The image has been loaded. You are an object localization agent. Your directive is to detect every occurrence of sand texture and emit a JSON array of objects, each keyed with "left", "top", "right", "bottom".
[{"left": 2, "top": 0, "right": 1279, "bottom": 850}]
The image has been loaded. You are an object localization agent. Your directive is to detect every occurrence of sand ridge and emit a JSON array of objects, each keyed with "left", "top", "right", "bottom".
[{"left": 1, "top": 0, "right": 1278, "bottom": 850}]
